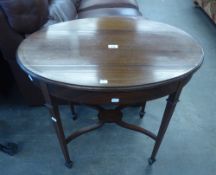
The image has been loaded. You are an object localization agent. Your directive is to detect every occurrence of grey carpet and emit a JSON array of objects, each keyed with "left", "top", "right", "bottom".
[{"left": 0, "top": 0, "right": 216, "bottom": 174}]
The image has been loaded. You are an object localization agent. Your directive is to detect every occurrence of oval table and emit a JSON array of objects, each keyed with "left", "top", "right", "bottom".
[{"left": 17, "top": 17, "right": 204, "bottom": 168}]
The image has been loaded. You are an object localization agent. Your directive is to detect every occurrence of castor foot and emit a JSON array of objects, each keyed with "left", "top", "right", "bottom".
[
  {"left": 65, "top": 160, "right": 73, "bottom": 168},
  {"left": 139, "top": 111, "right": 145, "bottom": 118},
  {"left": 148, "top": 157, "right": 156, "bottom": 165},
  {"left": 0, "top": 143, "right": 18, "bottom": 156},
  {"left": 72, "top": 114, "right": 78, "bottom": 120},
  {"left": 194, "top": 1, "right": 199, "bottom": 8},
  {"left": 139, "top": 104, "right": 146, "bottom": 118}
]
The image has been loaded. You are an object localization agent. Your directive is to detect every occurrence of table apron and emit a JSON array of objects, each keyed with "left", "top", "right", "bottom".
[{"left": 43, "top": 77, "right": 191, "bottom": 106}]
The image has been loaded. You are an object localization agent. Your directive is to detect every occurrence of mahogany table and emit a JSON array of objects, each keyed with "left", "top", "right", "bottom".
[{"left": 17, "top": 17, "right": 204, "bottom": 168}]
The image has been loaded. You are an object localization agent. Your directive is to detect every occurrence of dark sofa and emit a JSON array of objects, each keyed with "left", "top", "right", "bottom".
[{"left": 0, "top": 0, "right": 142, "bottom": 105}]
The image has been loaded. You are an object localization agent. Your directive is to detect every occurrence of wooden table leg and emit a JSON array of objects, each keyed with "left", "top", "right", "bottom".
[
  {"left": 148, "top": 89, "right": 182, "bottom": 165},
  {"left": 49, "top": 104, "right": 73, "bottom": 168},
  {"left": 70, "top": 103, "right": 78, "bottom": 120},
  {"left": 40, "top": 83, "right": 73, "bottom": 168}
]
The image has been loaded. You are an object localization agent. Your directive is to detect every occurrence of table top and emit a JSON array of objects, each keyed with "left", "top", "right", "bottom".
[{"left": 17, "top": 17, "right": 204, "bottom": 90}]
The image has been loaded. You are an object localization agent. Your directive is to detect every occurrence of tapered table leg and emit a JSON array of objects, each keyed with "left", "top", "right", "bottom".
[
  {"left": 148, "top": 90, "right": 182, "bottom": 165},
  {"left": 40, "top": 83, "right": 73, "bottom": 168},
  {"left": 49, "top": 105, "right": 73, "bottom": 168}
]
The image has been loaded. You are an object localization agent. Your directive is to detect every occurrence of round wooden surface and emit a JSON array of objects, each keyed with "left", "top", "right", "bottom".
[{"left": 17, "top": 17, "right": 204, "bottom": 89}]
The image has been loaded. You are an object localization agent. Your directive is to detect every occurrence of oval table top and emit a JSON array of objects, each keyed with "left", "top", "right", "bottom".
[{"left": 17, "top": 17, "right": 204, "bottom": 90}]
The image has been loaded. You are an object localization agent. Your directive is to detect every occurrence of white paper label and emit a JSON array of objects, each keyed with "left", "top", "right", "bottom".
[
  {"left": 108, "top": 44, "right": 119, "bottom": 49},
  {"left": 111, "top": 98, "right": 120, "bottom": 103},
  {"left": 28, "top": 75, "right": 33, "bottom": 82},
  {"left": 51, "top": 117, "right": 57, "bottom": 122},
  {"left": 99, "top": 79, "right": 108, "bottom": 84}
]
